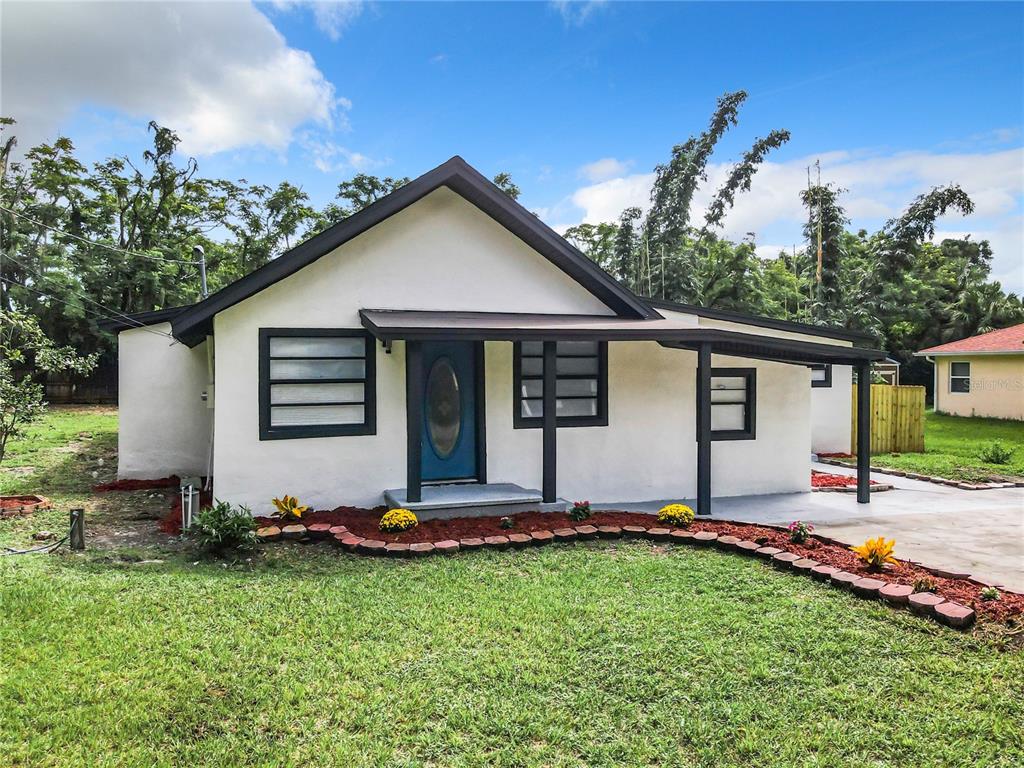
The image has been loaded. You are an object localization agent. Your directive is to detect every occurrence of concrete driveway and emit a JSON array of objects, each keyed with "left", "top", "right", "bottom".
[{"left": 597, "top": 463, "right": 1024, "bottom": 592}]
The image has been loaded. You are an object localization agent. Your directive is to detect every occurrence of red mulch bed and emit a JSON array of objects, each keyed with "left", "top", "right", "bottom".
[
  {"left": 93, "top": 476, "right": 180, "bottom": 492},
  {"left": 0, "top": 495, "right": 45, "bottom": 509},
  {"left": 811, "top": 470, "right": 878, "bottom": 488},
  {"left": 248, "top": 506, "right": 1024, "bottom": 622},
  {"left": 818, "top": 452, "right": 854, "bottom": 459}
]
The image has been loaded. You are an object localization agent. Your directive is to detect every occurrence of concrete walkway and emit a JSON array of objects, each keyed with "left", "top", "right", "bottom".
[{"left": 596, "top": 463, "right": 1024, "bottom": 592}]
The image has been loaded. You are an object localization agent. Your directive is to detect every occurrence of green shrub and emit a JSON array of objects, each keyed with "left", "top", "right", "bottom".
[
  {"left": 978, "top": 440, "right": 1014, "bottom": 465},
  {"left": 190, "top": 500, "right": 257, "bottom": 553}
]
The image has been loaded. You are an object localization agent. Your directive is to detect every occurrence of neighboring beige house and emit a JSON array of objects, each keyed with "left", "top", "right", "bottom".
[{"left": 916, "top": 323, "right": 1024, "bottom": 421}]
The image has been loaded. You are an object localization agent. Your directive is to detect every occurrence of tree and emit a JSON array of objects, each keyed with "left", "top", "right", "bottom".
[
  {"left": 491, "top": 172, "right": 521, "bottom": 200},
  {"left": 563, "top": 222, "right": 617, "bottom": 272},
  {"left": 0, "top": 309, "right": 97, "bottom": 464},
  {"left": 799, "top": 183, "right": 848, "bottom": 322},
  {"left": 312, "top": 173, "right": 411, "bottom": 232}
]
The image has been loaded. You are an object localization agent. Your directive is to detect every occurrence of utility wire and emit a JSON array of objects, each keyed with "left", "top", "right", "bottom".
[
  {"left": 1, "top": 252, "right": 178, "bottom": 340},
  {"left": 0, "top": 205, "right": 198, "bottom": 265},
  {"left": 1, "top": 276, "right": 177, "bottom": 342}
]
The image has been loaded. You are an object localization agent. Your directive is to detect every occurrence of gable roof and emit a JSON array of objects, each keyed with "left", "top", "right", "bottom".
[
  {"left": 171, "top": 156, "right": 659, "bottom": 346},
  {"left": 916, "top": 323, "right": 1024, "bottom": 356}
]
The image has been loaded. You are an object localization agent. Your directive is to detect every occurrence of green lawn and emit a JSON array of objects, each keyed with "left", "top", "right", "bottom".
[
  {"left": 2, "top": 408, "right": 1023, "bottom": 767},
  {"left": 865, "top": 411, "right": 1024, "bottom": 482}
]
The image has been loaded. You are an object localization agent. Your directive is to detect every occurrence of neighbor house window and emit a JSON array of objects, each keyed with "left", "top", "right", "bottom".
[
  {"left": 259, "top": 329, "right": 376, "bottom": 440},
  {"left": 949, "top": 361, "right": 971, "bottom": 394},
  {"left": 708, "top": 367, "right": 756, "bottom": 440},
  {"left": 810, "top": 363, "right": 832, "bottom": 388},
  {"left": 513, "top": 341, "right": 608, "bottom": 428}
]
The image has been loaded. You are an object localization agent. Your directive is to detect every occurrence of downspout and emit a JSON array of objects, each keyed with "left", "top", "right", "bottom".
[
  {"left": 927, "top": 355, "right": 936, "bottom": 413},
  {"left": 204, "top": 334, "right": 215, "bottom": 491}
]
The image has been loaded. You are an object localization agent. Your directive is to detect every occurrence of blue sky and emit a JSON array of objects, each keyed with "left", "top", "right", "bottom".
[{"left": 3, "top": 1, "right": 1022, "bottom": 289}]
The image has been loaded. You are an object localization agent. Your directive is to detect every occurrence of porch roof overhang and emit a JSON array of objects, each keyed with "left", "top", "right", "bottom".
[{"left": 359, "top": 309, "right": 886, "bottom": 366}]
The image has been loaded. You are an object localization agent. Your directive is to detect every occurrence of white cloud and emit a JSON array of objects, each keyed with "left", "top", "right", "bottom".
[
  {"left": 578, "top": 157, "right": 631, "bottom": 183},
  {"left": 563, "top": 146, "right": 1024, "bottom": 293},
  {"left": 272, "top": 0, "right": 365, "bottom": 41},
  {"left": 550, "top": 0, "right": 607, "bottom": 26},
  {"left": 1, "top": 1, "right": 344, "bottom": 155},
  {"left": 301, "top": 134, "right": 383, "bottom": 174}
]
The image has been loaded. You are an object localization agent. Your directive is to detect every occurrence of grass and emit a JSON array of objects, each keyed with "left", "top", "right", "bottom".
[
  {"left": 1, "top": 407, "right": 1023, "bottom": 767},
  {"left": 843, "top": 410, "right": 1024, "bottom": 482}
]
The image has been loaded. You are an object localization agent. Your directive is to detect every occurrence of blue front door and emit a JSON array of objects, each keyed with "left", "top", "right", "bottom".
[{"left": 420, "top": 341, "right": 478, "bottom": 481}]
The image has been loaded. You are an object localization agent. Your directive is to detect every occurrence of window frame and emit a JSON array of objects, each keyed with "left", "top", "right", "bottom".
[
  {"left": 949, "top": 360, "right": 971, "bottom": 395},
  {"left": 258, "top": 328, "right": 376, "bottom": 440},
  {"left": 512, "top": 340, "right": 609, "bottom": 429},
  {"left": 810, "top": 363, "right": 832, "bottom": 388},
  {"left": 706, "top": 367, "right": 756, "bottom": 441}
]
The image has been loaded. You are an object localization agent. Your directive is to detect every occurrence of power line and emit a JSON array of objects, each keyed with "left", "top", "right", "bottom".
[
  {"left": 1, "top": 253, "right": 177, "bottom": 340},
  {"left": 1, "top": 276, "right": 178, "bottom": 343},
  {"left": 0, "top": 205, "right": 198, "bottom": 265}
]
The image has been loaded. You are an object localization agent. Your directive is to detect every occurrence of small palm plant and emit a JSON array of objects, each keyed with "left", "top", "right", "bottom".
[
  {"left": 271, "top": 494, "right": 309, "bottom": 524},
  {"left": 850, "top": 536, "right": 898, "bottom": 571}
]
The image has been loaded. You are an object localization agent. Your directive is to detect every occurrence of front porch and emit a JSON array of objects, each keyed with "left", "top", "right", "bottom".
[{"left": 362, "top": 308, "right": 886, "bottom": 516}]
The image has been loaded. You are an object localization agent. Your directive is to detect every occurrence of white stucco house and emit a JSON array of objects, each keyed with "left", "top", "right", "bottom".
[{"left": 103, "top": 157, "right": 883, "bottom": 518}]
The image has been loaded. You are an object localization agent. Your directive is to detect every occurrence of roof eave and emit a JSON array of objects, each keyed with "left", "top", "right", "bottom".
[{"left": 171, "top": 156, "right": 658, "bottom": 346}]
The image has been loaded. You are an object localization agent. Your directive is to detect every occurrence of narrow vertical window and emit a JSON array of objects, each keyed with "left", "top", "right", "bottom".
[
  {"left": 810, "top": 363, "right": 832, "bottom": 388},
  {"left": 949, "top": 361, "right": 971, "bottom": 393},
  {"left": 706, "top": 367, "right": 756, "bottom": 441}
]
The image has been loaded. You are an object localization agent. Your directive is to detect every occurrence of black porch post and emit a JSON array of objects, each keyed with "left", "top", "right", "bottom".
[
  {"left": 542, "top": 340, "right": 557, "bottom": 503},
  {"left": 696, "top": 342, "right": 712, "bottom": 515},
  {"left": 856, "top": 361, "right": 871, "bottom": 504},
  {"left": 405, "top": 340, "right": 423, "bottom": 503}
]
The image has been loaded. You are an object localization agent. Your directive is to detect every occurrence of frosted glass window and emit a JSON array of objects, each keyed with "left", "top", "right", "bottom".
[
  {"left": 269, "top": 359, "right": 365, "bottom": 380},
  {"left": 261, "top": 330, "right": 374, "bottom": 438},
  {"left": 270, "top": 383, "right": 363, "bottom": 405},
  {"left": 711, "top": 404, "right": 745, "bottom": 431},
  {"left": 269, "top": 336, "right": 364, "bottom": 358},
  {"left": 270, "top": 405, "right": 364, "bottom": 426}
]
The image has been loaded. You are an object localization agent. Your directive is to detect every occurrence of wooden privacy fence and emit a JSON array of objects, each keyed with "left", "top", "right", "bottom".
[{"left": 851, "top": 384, "right": 925, "bottom": 455}]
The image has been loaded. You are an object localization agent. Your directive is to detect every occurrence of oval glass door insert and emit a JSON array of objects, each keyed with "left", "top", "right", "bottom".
[{"left": 426, "top": 357, "right": 461, "bottom": 458}]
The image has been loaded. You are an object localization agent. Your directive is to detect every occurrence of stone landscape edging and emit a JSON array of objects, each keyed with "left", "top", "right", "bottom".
[
  {"left": 254, "top": 519, "right": 987, "bottom": 630},
  {"left": 817, "top": 457, "right": 1024, "bottom": 491},
  {"left": 0, "top": 495, "right": 51, "bottom": 519}
]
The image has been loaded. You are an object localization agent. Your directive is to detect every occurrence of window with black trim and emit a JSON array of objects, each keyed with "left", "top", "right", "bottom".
[
  {"left": 710, "top": 367, "right": 756, "bottom": 440},
  {"left": 513, "top": 340, "right": 608, "bottom": 428},
  {"left": 810, "top": 363, "right": 832, "bottom": 388},
  {"left": 949, "top": 361, "right": 971, "bottom": 393},
  {"left": 259, "top": 329, "right": 376, "bottom": 440}
]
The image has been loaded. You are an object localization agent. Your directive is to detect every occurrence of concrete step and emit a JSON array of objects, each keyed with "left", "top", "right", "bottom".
[{"left": 383, "top": 483, "right": 567, "bottom": 520}]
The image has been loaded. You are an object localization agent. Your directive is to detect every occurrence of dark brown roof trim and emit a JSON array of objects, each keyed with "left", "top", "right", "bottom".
[
  {"left": 644, "top": 297, "right": 874, "bottom": 344},
  {"left": 171, "top": 156, "right": 659, "bottom": 346},
  {"left": 359, "top": 309, "right": 885, "bottom": 365},
  {"left": 97, "top": 305, "right": 194, "bottom": 333}
]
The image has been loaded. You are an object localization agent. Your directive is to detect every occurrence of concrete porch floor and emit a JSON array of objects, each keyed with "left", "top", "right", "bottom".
[
  {"left": 595, "top": 462, "right": 1024, "bottom": 592},
  {"left": 385, "top": 483, "right": 568, "bottom": 520}
]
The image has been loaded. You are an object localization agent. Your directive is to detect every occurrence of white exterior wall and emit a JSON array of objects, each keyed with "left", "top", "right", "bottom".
[
  {"left": 117, "top": 322, "right": 212, "bottom": 479},
  {"left": 208, "top": 188, "right": 813, "bottom": 513},
  {"left": 811, "top": 365, "right": 852, "bottom": 454}
]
